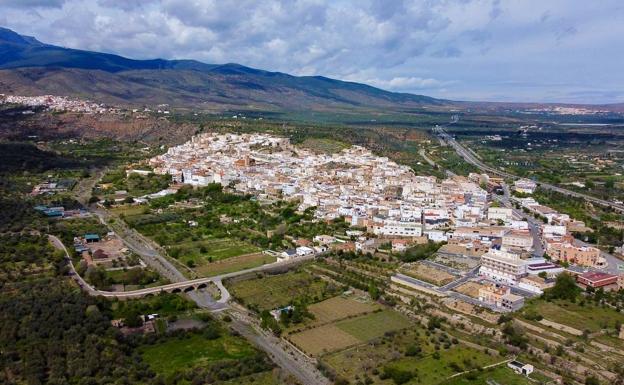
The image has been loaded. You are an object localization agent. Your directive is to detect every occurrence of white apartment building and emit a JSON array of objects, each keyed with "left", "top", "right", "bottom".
[
  {"left": 487, "top": 207, "right": 513, "bottom": 221},
  {"left": 502, "top": 231, "right": 534, "bottom": 251},
  {"left": 373, "top": 218, "right": 422, "bottom": 237},
  {"left": 514, "top": 179, "right": 537, "bottom": 194},
  {"left": 479, "top": 249, "right": 529, "bottom": 284}
]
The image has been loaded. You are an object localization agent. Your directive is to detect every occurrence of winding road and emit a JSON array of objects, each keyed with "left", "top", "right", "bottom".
[{"left": 433, "top": 125, "right": 624, "bottom": 213}]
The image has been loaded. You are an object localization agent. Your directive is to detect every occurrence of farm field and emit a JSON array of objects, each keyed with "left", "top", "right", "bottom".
[
  {"left": 288, "top": 309, "right": 411, "bottom": 356},
  {"left": 401, "top": 262, "right": 456, "bottom": 286},
  {"left": 304, "top": 295, "right": 380, "bottom": 326},
  {"left": 196, "top": 252, "right": 276, "bottom": 277},
  {"left": 222, "top": 370, "right": 294, "bottom": 385},
  {"left": 384, "top": 346, "right": 499, "bottom": 385},
  {"left": 171, "top": 238, "right": 261, "bottom": 265},
  {"left": 227, "top": 270, "right": 336, "bottom": 311},
  {"left": 289, "top": 324, "right": 361, "bottom": 356},
  {"left": 441, "top": 365, "right": 542, "bottom": 385},
  {"left": 453, "top": 281, "right": 485, "bottom": 298},
  {"left": 336, "top": 310, "right": 411, "bottom": 341},
  {"left": 140, "top": 333, "right": 256, "bottom": 376},
  {"left": 522, "top": 299, "right": 624, "bottom": 333}
]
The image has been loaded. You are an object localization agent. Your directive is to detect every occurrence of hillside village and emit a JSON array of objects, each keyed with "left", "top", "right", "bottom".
[{"left": 147, "top": 133, "right": 624, "bottom": 313}]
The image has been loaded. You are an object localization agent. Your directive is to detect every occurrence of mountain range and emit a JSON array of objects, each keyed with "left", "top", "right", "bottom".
[{"left": 0, "top": 27, "right": 445, "bottom": 112}]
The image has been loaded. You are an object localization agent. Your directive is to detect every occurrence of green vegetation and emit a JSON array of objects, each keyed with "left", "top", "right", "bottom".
[
  {"left": 441, "top": 365, "right": 536, "bottom": 385},
  {"left": 522, "top": 298, "right": 624, "bottom": 333},
  {"left": 98, "top": 168, "right": 171, "bottom": 197},
  {"left": 228, "top": 270, "right": 339, "bottom": 312},
  {"left": 399, "top": 241, "right": 444, "bottom": 262},
  {"left": 140, "top": 331, "right": 257, "bottom": 376},
  {"left": 0, "top": 233, "right": 64, "bottom": 282},
  {"left": 336, "top": 309, "right": 411, "bottom": 341},
  {"left": 383, "top": 345, "right": 498, "bottom": 385}
]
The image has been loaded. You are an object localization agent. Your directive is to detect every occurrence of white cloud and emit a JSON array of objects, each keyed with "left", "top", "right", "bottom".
[{"left": 0, "top": 0, "right": 623, "bottom": 103}]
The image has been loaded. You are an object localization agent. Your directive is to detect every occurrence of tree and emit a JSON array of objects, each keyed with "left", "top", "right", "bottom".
[{"left": 543, "top": 273, "right": 581, "bottom": 301}]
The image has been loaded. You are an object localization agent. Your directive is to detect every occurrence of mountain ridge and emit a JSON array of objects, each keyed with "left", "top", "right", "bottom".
[{"left": 0, "top": 27, "right": 443, "bottom": 111}]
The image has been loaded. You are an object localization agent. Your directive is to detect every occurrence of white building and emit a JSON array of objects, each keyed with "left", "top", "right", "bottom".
[
  {"left": 479, "top": 249, "right": 529, "bottom": 284},
  {"left": 487, "top": 207, "right": 513, "bottom": 221},
  {"left": 514, "top": 179, "right": 537, "bottom": 194}
]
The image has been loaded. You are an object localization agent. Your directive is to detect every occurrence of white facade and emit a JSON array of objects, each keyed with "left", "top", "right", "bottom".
[
  {"left": 488, "top": 207, "right": 513, "bottom": 221},
  {"left": 479, "top": 249, "right": 529, "bottom": 284}
]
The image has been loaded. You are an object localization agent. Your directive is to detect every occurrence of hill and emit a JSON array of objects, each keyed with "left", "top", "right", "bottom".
[{"left": 0, "top": 27, "right": 444, "bottom": 112}]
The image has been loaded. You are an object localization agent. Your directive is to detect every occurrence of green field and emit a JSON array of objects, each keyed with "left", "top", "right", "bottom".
[
  {"left": 289, "top": 309, "right": 412, "bottom": 356},
  {"left": 523, "top": 299, "right": 624, "bottom": 332},
  {"left": 172, "top": 238, "right": 262, "bottom": 265},
  {"left": 442, "top": 365, "right": 540, "bottom": 385},
  {"left": 140, "top": 334, "right": 255, "bottom": 375},
  {"left": 385, "top": 346, "right": 499, "bottom": 385},
  {"left": 336, "top": 310, "right": 411, "bottom": 341},
  {"left": 196, "top": 253, "right": 276, "bottom": 277},
  {"left": 228, "top": 270, "right": 335, "bottom": 311},
  {"left": 222, "top": 371, "right": 290, "bottom": 385}
]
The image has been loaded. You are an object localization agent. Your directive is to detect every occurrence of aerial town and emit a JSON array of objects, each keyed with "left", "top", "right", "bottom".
[
  {"left": 148, "top": 133, "right": 624, "bottom": 313},
  {"left": 3, "top": 7, "right": 624, "bottom": 384}
]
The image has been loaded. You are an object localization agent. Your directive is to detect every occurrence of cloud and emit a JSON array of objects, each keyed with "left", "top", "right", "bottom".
[
  {"left": 0, "top": 0, "right": 66, "bottom": 7},
  {"left": 0, "top": 0, "right": 622, "bottom": 103}
]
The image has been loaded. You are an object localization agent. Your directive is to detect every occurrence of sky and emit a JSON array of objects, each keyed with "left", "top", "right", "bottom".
[{"left": 1, "top": 0, "right": 623, "bottom": 104}]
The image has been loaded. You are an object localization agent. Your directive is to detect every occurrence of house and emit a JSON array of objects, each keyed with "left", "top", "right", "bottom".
[
  {"left": 518, "top": 275, "right": 554, "bottom": 295},
  {"left": 502, "top": 231, "right": 533, "bottom": 251},
  {"left": 507, "top": 361, "right": 534, "bottom": 376},
  {"left": 279, "top": 249, "right": 297, "bottom": 261},
  {"left": 478, "top": 282, "right": 525, "bottom": 311},
  {"left": 84, "top": 234, "right": 100, "bottom": 243},
  {"left": 576, "top": 271, "right": 619, "bottom": 291},
  {"left": 270, "top": 305, "right": 294, "bottom": 321},
  {"left": 547, "top": 242, "right": 606, "bottom": 268},
  {"left": 488, "top": 207, "right": 513, "bottom": 221},
  {"left": 313, "top": 235, "right": 336, "bottom": 245},
  {"left": 296, "top": 246, "right": 315, "bottom": 256},
  {"left": 391, "top": 239, "right": 412, "bottom": 252},
  {"left": 513, "top": 179, "right": 537, "bottom": 194}
]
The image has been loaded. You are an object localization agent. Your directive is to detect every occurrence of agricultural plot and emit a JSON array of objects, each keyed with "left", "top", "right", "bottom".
[
  {"left": 288, "top": 309, "right": 411, "bottom": 357},
  {"left": 196, "top": 252, "right": 276, "bottom": 277},
  {"left": 384, "top": 346, "right": 499, "bottom": 385},
  {"left": 453, "top": 281, "right": 485, "bottom": 299},
  {"left": 335, "top": 310, "right": 411, "bottom": 341},
  {"left": 401, "top": 262, "right": 456, "bottom": 286},
  {"left": 522, "top": 299, "right": 624, "bottom": 333},
  {"left": 442, "top": 365, "right": 541, "bottom": 385},
  {"left": 306, "top": 295, "right": 380, "bottom": 325},
  {"left": 289, "top": 325, "right": 361, "bottom": 356},
  {"left": 171, "top": 238, "right": 262, "bottom": 265},
  {"left": 140, "top": 333, "right": 255, "bottom": 376},
  {"left": 228, "top": 270, "right": 334, "bottom": 311}
]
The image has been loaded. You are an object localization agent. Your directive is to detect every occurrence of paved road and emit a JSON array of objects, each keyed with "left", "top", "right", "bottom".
[{"left": 433, "top": 126, "right": 624, "bottom": 213}]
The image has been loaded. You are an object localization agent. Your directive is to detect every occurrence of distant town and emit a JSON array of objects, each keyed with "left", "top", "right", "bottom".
[{"left": 145, "top": 133, "right": 624, "bottom": 313}]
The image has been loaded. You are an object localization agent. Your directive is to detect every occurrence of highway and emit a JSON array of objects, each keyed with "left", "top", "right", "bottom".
[{"left": 433, "top": 126, "right": 624, "bottom": 213}]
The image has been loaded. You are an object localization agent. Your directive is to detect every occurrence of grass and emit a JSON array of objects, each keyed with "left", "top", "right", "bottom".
[
  {"left": 523, "top": 299, "right": 624, "bottom": 332},
  {"left": 386, "top": 346, "right": 499, "bottom": 385},
  {"left": 228, "top": 270, "right": 331, "bottom": 311},
  {"left": 289, "top": 324, "right": 361, "bottom": 356},
  {"left": 336, "top": 310, "right": 411, "bottom": 341},
  {"left": 441, "top": 365, "right": 539, "bottom": 385},
  {"left": 299, "top": 137, "right": 350, "bottom": 154},
  {"left": 289, "top": 309, "right": 411, "bottom": 356},
  {"left": 195, "top": 253, "right": 276, "bottom": 277},
  {"left": 222, "top": 371, "right": 289, "bottom": 384},
  {"left": 140, "top": 333, "right": 255, "bottom": 376},
  {"left": 305, "top": 295, "right": 380, "bottom": 325},
  {"left": 174, "top": 238, "right": 261, "bottom": 265}
]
